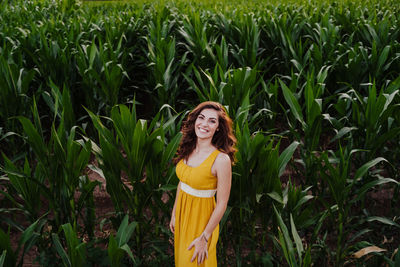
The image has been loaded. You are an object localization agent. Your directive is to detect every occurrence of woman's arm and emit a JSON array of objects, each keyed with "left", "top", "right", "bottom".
[
  {"left": 170, "top": 181, "right": 181, "bottom": 233},
  {"left": 202, "top": 153, "right": 232, "bottom": 239},
  {"left": 188, "top": 153, "right": 232, "bottom": 264}
]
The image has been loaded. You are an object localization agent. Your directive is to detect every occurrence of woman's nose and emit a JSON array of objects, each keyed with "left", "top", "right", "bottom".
[{"left": 200, "top": 121, "right": 209, "bottom": 127}]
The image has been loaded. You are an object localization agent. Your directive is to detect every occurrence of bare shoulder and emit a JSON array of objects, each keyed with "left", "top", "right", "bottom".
[
  {"left": 215, "top": 152, "right": 231, "bottom": 168},
  {"left": 214, "top": 152, "right": 232, "bottom": 182}
]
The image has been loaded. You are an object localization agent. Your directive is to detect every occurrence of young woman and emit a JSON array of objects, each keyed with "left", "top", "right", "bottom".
[{"left": 170, "top": 101, "right": 236, "bottom": 266}]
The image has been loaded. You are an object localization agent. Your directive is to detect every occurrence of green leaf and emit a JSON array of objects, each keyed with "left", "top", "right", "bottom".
[
  {"left": 156, "top": 184, "right": 177, "bottom": 192},
  {"left": 278, "top": 141, "right": 300, "bottom": 177},
  {"left": 52, "top": 233, "right": 71, "bottom": 267},
  {"left": 330, "top": 127, "right": 358, "bottom": 143},
  {"left": 366, "top": 216, "right": 400, "bottom": 228},
  {"left": 17, "top": 218, "right": 44, "bottom": 254},
  {"left": 279, "top": 79, "right": 304, "bottom": 127},
  {"left": 0, "top": 228, "right": 16, "bottom": 267},
  {"left": 0, "top": 250, "right": 6, "bottom": 267},
  {"left": 18, "top": 117, "right": 47, "bottom": 159},
  {"left": 354, "top": 157, "right": 387, "bottom": 180},
  {"left": 290, "top": 214, "right": 303, "bottom": 261},
  {"left": 161, "top": 132, "right": 182, "bottom": 167},
  {"left": 120, "top": 244, "right": 136, "bottom": 264},
  {"left": 116, "top": 215, "right": 137, "bottom": 246},
  {"left": 267, "top": 191, "right": 284, "bottom": 204},
  {"left": 354, "top": 178, "right": 398, "bottom": 202}
]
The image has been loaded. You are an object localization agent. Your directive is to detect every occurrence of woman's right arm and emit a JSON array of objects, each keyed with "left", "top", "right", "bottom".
[{"left": 170, "top": 181, "right": 181, "bottom": 233}]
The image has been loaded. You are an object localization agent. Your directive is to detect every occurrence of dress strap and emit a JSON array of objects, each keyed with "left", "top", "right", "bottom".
[{"left": 206, "top": 149, "right": 220, "bottom": 166}]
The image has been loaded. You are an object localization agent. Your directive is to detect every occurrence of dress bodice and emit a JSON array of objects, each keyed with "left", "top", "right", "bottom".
[{"left": 175, "top": 149, "right": 220, "bottom": 190}]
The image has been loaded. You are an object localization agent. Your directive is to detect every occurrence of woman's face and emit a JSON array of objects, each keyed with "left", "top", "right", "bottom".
[{"left": 194, "top": 108, "right": 220, "bottom": 140}]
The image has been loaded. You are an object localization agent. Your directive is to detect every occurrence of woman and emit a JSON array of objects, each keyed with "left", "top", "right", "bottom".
[{"left": 170, "top": 101, "right": 236, "bottom": 266}]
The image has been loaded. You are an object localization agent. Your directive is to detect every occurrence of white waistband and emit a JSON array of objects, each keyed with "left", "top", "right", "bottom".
[{"left": 180, "top": 182, "right": 217, "bottom": 198}]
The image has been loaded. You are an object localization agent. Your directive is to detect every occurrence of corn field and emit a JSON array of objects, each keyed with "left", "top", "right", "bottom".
[{"left": 1, "top": 0, "right": 400, "bottom": 265}]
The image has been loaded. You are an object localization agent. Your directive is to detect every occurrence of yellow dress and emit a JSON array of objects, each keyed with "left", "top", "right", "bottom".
[{"left": 174, "top": 149, "right": 220, "bottom": 267}]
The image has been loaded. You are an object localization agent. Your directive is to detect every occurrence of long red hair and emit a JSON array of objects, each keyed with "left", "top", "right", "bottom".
[{"left": 174, "top": 101, "right": 237, "bottom": 165}]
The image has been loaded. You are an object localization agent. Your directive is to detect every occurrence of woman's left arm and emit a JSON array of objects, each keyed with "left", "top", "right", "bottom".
[
  {"left": 188, "top": 153, "right": 232, "bottom": 264},
  {"left": 202, "top": 153, "right": 232, "bottom": 240}
]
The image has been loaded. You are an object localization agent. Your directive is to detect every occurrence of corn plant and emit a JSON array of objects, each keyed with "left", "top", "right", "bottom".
[
  {"left": 268, "top": 179, "right": 315, "bottom": 230},
  {"left": 356, "top": 83, "right": 400, "bottom": 161},
  {"left": 261, "top": 6, "right": 311, "bottom": 74},
  {"left": 52, "top": 223, "right": 87, "bottom": 267},
  {"left": 319, "top": 145, "right": 399, "bottom": 266},
  {"left": 1, "top": 98, "right": 97, "bottom": 236},
  {"left": 76, "top": 35, "right": 129, "bottom": 113},
  {"left": 332, "top": 81, "right": 400, "bottom": 164},
  {"left": 0, "top": 52, "right": 35, "bottom": 126},
  {"left": 303, "top": 11, "right": 341, "bottom": 72},
  {"left": 28, "top": 29, "right": 74, "bottom": 89},
  {"left": 185, "top": 65, "right": 264, "bottom": 123},
  {"left": 1, "top": 0, "right": 400, "bottom": 264},
  {"left": 0, "top": 218, "right": 45, "bottom": 267},
  {"left": 226, "top": 119, "right": 299, "bottom": 264},
  {"left": 108, "top": 214, "right": 137, "bottom": 266},
  {"left": 42, "top": 80, "right": 76, "bottom": 135},
  {"left": 178, "top": 10, "right": 218, "bottom": 69},
  {"left": 87, "top": 104, "right": 181, "bottom": 258},
  {"left": 216, "top": 12, "right": 265, "bottom": 68},
  {"left": 145, "top": 119, "right": 182, "bottom": 223},
  {"left": 279, "top": 67, "right": 331, "bottom": 190},
  {"left": 145, "top": 7, "right": 188, "bottom": 110},
  {"left": 0, "top": 229, "right": 15, "bottom": 267},
  {"left": 273, "top": 206, "right": 312, "bottom": 267},
  {"left": 0, "top": 51, "right": 36, "bottom": 155}
]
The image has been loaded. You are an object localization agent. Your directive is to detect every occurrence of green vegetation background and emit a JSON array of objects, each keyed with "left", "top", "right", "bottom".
[{"left": 0, "top": 0, "right": 400, "bottom": 266}]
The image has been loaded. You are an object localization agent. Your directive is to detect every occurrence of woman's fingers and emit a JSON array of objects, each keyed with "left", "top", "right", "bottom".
[
  {"left": 188, "top": 237, "right": 208, "bottom": 264},
  {"left": 197, "top": 250, "right": 207, "bottom": 264},
  {"left": 188, "top": 240, "right": 195, "bottom": 251},
  {"left": 190, "top": 250, "right": 197, "bottom": 262}
]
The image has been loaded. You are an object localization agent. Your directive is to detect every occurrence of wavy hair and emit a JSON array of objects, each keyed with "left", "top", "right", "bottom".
[{"left": 174, "top": 101, "right": 237, "bottom": 165}]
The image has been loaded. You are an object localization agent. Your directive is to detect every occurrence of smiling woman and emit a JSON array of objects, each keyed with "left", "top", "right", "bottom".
[{"left": 170, "top": 101, "right": 237, "bottom": 266}]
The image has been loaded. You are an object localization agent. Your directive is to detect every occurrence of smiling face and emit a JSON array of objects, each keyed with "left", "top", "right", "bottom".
[{"left": 194, "top": 108, "right": 220, "bottom": 140}]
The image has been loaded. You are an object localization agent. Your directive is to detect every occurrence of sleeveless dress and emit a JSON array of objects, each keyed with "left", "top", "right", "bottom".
[{"left": 174, "top": 149, "right": 220, "bottom": 267}]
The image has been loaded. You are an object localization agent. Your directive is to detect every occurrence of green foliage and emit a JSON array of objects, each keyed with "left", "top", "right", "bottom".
[
  {"left": 319, "top": 145, "right": 399, "bottom": 265},
  {"left": 1, "top": 0, "right": 400, "bottom": 265},
  {"left": 0, "top": 250, "right": 6, "bottom": 267},
  {"left": 273, "top": 206, "right": 311, "bottom": 267},
  {"left": 1, "top": 97, "right": 98, "bottom": 238},
  {"left": 87, "top": 103, "right": 181, "bottom": 258},
  {"left": 0, "top": 229, "right": 16, "bottom": 267},
  {"left": 108, "top": 215, "right": 137, "bottom": 267},
  {"left": 52, "top": 223, "right": 87, "bottom": 267},
  {"left": 0, "top": 218, "right": 45, "bottom": 267}
]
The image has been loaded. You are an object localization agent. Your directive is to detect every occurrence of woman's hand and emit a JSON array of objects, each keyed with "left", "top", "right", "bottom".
[
  {"left": 188, "top": 233, "right": 208, "bottom": 264},
  {"left": 169, "top": 214, "right": 175, "bottom": 233}
]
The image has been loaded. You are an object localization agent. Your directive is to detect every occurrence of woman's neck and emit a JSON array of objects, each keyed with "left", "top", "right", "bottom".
[{"left": 195, "top": 138, "right": 214, "bottom": 153}]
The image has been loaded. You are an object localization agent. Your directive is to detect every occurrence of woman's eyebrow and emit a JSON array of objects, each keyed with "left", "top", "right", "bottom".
[{"left": 199, "top": 113, "right": 217, "bottom": 120}]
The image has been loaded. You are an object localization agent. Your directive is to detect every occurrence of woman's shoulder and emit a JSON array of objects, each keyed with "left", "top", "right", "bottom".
[{"left": 215, "top": 151, "right": 231, "bottom": 166}]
